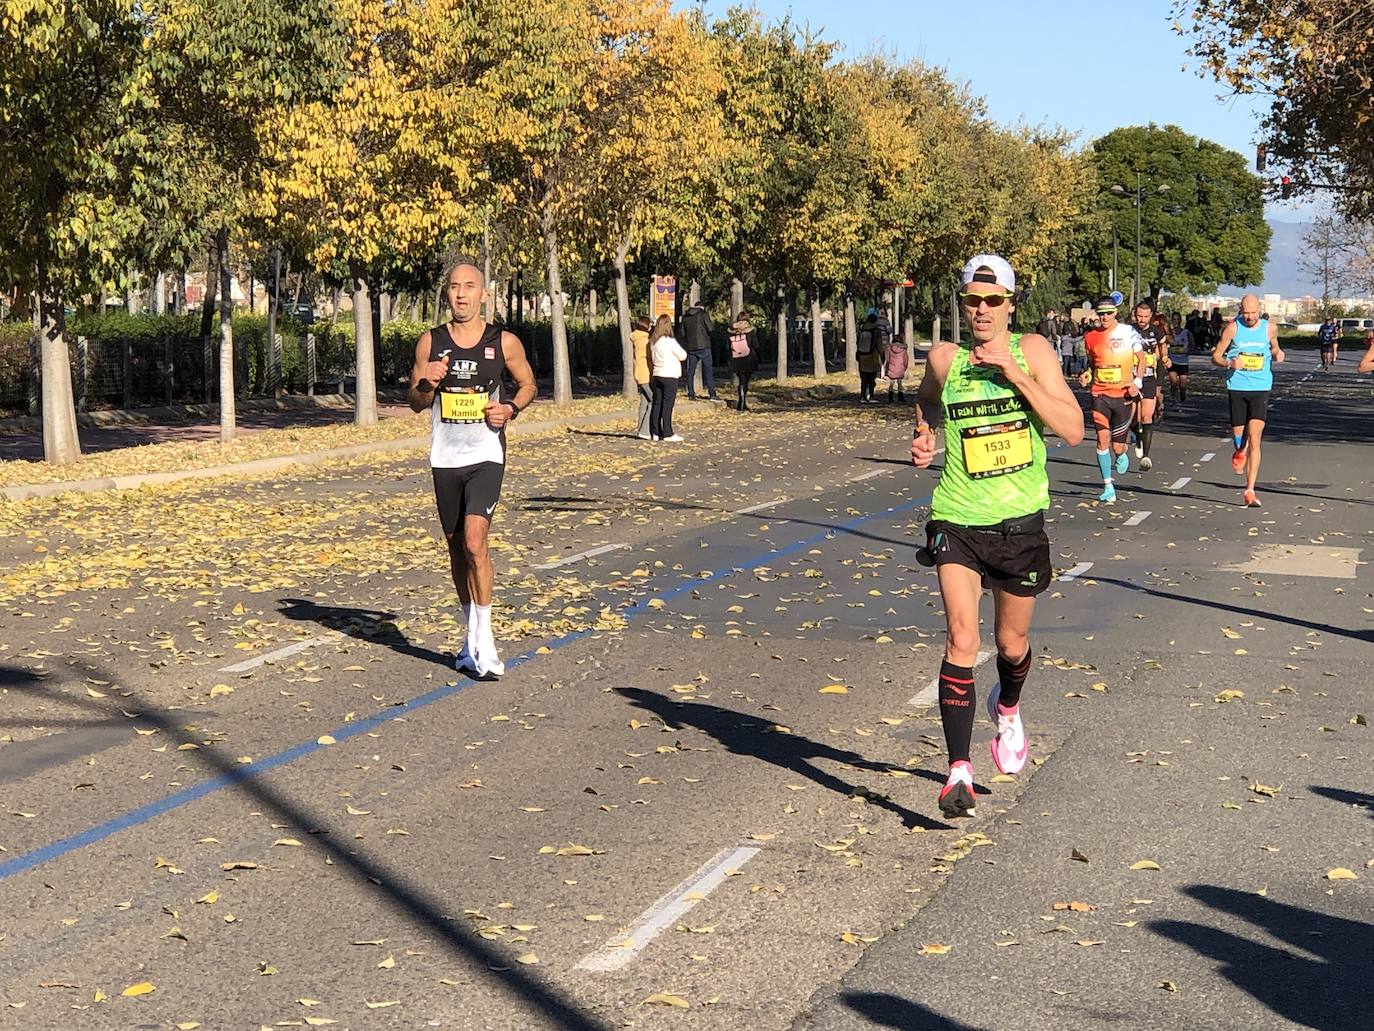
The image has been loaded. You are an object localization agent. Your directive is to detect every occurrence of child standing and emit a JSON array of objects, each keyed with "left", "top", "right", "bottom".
[{"left": 884, "top": 334, "right": 910, "bottom": 402}]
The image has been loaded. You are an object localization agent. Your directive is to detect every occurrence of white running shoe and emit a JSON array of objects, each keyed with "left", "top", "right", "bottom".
[
  {"left": 1139, "top": 456, "right": 1153, "bottom": 472},
  {"left": 454, "top": 643, "right": 475, "bottom": 673},
  {"left": 470, "top": 637, "right": 505, "bottom": 678},
  {"left": 986, "top": 682, "right": 1028, "bottom": 775},
  {"left": 663, "top": 434, "right": 685, "bottom": 442},
  {"left": 938, "top": 760, "right": 976, "bottom": 818}
]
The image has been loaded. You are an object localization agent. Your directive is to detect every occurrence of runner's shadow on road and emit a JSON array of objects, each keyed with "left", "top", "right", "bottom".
[
  {"left": 277, "top": 598, "right": 454, "bottom": 670},
  {"left": 1309, "top": 785, "right": 1374, "bottom": 819},
  {"left": 615, "top": 688, "right": 952, "bottom": 831},
  {"left": 0, "top": 660, "right": 609, "bottom": 1031},
  {"left": 1152, "top": 885, "right": 1370, "bottom": 1031},
  {"left": 1089, "top": 575, "right": 1374, "bottom": 644},
  {"left": 839, "top": 992, "right": 988, "bottom": 1030},
  {"left": 1199, "top": 480, "right": 1374, "bottom": 507}
]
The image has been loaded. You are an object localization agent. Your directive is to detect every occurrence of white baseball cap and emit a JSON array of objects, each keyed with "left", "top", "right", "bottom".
[{"left": 960, "top": 254, "right": 1016, "bottom": 293}]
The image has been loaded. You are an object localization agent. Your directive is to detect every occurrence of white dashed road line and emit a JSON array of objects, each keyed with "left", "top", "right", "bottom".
[
  {"left": 218, "top": 635, "right": 338, "bottom": 674},
  {"left": 575, "top": 846, "right": 762, "bottom": 973},
  {"left": 1200, "top": 452, "right": 1215, "bottom": 462},
  {"left": 733, "top": 498, "right": 788, "bottom": 516},
  {"left": 1058, "top": 561, "right": 1094, "bottom": 583},
  {"left": 1123, "top": 510, "right": 1152, "bottom": 527},
  {"left": 534, "top": 543, "right": 632, "bottom": 571},
  {"left": 1168, "top": 477, "right": 1191, "bottom": 491}
]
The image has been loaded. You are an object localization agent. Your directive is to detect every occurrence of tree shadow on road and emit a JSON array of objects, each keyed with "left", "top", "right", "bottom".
[
  {"left": 1310, "top": 785, "right": 1374, "bottom": 820},
  {"left": 1151, "top": 884, "right": 1370, "bottom": 1031},
  {"left": 1087, "top": 575, "right": 1374, "bottom": 644},
  {"left": 615, "top": 687, "right": 952, "bottom": 831},
  {"left": 838, "top": 991, "right": 988, "bottom": 1030},
  {"left": 0, "top": 660, "right": 609, "bottom": 1031},
  {"left": 278, "top": 598, "right": 455, "bottom": 669}
]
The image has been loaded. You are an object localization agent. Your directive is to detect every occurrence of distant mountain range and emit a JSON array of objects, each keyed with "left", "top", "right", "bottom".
[{"left": 1217, "top": 218, "right": 1313, "bottom": 298}]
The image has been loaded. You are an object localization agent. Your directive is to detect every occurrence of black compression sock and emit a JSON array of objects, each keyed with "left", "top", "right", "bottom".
[
  {"left": 938, "top": 660, "right": 976, "bottom": 763},
  {"left": 1141, "top": 424, "right": 1154, "bottom": 458},
  {"left": 994, "top": 649, "right": 1032, "bottom": 709}
]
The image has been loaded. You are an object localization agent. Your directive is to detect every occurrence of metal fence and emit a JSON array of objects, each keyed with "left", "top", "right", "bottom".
[{"left": 0, "top": 330, "right": 425, "bottom": 417}]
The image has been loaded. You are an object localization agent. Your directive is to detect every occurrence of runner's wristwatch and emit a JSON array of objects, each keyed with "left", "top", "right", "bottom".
[{"left": 506, "top": 400, "right": 522, "bottom": 420}]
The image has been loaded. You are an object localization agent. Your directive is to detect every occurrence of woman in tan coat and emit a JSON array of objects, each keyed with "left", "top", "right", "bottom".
[{"left": 631, "top": 315, "right": 652, "bottom": 439}]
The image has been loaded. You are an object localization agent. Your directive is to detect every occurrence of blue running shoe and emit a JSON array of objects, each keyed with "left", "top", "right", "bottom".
[{"left": 1114, "top": 450, "right": 1129, "bottom": 475}]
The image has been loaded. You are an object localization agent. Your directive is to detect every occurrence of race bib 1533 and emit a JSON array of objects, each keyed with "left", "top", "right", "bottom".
[{"left": 961, "top": 419, "right": 1033, "bottom": 479}]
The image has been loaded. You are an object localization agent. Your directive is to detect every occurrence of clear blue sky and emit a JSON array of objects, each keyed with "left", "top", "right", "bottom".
[{"left": 690, "top": 0, "right": 1317, "bottom": 221}]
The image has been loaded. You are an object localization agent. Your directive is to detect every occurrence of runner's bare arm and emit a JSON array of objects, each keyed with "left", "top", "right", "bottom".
[
  {"left": 1359, "top": 340, "right": 1374, "bottom": 374},
  {"left": 998, "top": 334, "right": 1085, "bottom": 446},
  {"left": 1211, "top": 322, "right": 1237, "bottom": 368},
  {"left": 485, "top": 331, "right": 538, "bottom": 429},
  {"left": 1269, "top": 320, "right": 1285, "bottom": 364},
  {"left": 408, "top": 331, "right": 450, "bottom": 412},
  {"left": 911, "top": 343, "right": 952, "bottom": 468}
]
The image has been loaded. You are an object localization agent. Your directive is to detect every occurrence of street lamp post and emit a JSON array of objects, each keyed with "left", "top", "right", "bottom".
[{"left": 1111, "top": 173, "right": 1170, "bottom": 308}]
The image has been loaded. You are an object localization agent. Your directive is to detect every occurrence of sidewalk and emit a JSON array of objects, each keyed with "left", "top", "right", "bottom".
[{"left": 0, "top": 396, "right": 717, "bottom": 502}]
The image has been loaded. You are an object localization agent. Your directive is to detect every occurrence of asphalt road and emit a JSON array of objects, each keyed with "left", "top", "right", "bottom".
[{"left": 0, "top": 353, "right": 1369, "bottom": 1031}]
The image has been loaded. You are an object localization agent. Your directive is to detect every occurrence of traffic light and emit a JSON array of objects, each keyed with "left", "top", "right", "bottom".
[
  {"left": 1280, "top": 175, "right": 1292, "bottom": 199},
  {"left": 1256, "top": 144, "right": 1267, "bottom": 171}
]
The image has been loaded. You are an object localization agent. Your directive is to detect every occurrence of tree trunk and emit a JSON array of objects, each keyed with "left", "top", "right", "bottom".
[
  {"left": 199, "top": 242, "right": 218, "bottom": 338},
  {"left": 37, "top": 254, "right": 81, "bottom": 465},
  {"left": 215, "top": 227, "right": 236, "bottom": 443},
  {"left": 482, "top": 218, "right": 494, "bottom": 322},
  {"left": 844, "top": 295, "right": 858, "bottom": 375},
  {"left": 176, "top": 270, "right": 187, "bottom": 315},
  {"left": 614, "top": 232, "right": 635, "bottom": 402},
  {"left": 543, "top": 214, "right": 573, "bottom": 405},
  {"left": 266, "top": 245, "right": 282, "bottom": 397},
  {"left": 352, "top": 272, "right": 378, "bottom": 426},
  {"left": 589, "top": 287, "right": 598, "bottom": 327},
  {"left": 410, "top": 294, "right": 421, "bottom": 322},
  {"left": 731, "top": 277, "right": 744, "bottom": 321},
  {"left": 153, "top": 271, "right": 166, "bottom": 315},
  {"left": 125, "top": 267, "right": 137, "bottom": 314},
  {"left": 775, "top": 284, "right": 789, "bottom": 383},
  {"left": 810, "top": 292, "right": 825, "bottom": 378},
  {"left": 331, "top": 286, "right": 341, "bottom": 325}
]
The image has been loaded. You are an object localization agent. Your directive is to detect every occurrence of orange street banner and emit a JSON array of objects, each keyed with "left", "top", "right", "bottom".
[{"left": 650, "top": 275, "right": 676, "bottom": 322}]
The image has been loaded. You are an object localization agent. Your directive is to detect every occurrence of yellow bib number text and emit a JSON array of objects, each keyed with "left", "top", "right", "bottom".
[
  {"left": 1094, "top": 366, "right": 1122, "bottom": 385},
  {"left": 439, "top": 390, "right": 489, "bottom": 423},
  {"left": 1237, "top": 352, "right": 1265, "bottom": 371},
  {"left": 962, "top": 420, "right": 1033, "bottom": 479}
]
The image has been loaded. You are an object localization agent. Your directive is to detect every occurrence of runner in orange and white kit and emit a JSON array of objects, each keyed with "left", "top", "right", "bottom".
[
  {"left": 1078, "top": 296, "right": 1146, "bottom": 503},
  {"left": 409, "top": 261, "right": 537, "bottom": 677}
]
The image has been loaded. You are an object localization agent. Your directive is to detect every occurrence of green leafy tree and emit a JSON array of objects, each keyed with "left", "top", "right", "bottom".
[{"left": 1089, "top": 124, "right": 1270, "bottom": 302}]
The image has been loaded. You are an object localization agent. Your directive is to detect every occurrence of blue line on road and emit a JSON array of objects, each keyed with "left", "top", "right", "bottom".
[{"left": 0, "top": 488, "right": 933, "bottom": 884}]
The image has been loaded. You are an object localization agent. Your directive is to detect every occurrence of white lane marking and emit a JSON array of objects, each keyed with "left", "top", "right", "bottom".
[
  {"left": 218, "top": 635, "right": 336, "bottom": 673},
  {"left": 1123, "top": 510, "right": 1152, "bottom": 527},
  {"left": 1058, "top": 561, "right": 1094, "bottom": 583},
  {"left": 849, "top": 468, "right": 886, "bottom": 483},
  {"left": 575, "top": 845, "right": 761, "bottom": 972},
  {"left": 534, "top": 543, "right": 630, "bottom": 570},
  {"left": 734, "top": 498, "right": 787, "bottom": 516},
  {"left": 1168, "top": 476, "right": 1191, "bottom": 490},
  {"left": 910, "top": 649, "right": 993, "bottom": 708},
  {"left": 1200, "top": 452, "right": 1215, "bottom": 462}
]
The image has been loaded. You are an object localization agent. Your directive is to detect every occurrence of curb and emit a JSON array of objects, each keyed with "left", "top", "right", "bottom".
[{"left": 0, "top": 402, "right": 671, "bottom": 502}]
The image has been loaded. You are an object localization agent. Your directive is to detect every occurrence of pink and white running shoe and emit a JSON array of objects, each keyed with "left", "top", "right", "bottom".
[
  {"left": 986, "top": 682, "right": 1029, "bottom": 775},
  {"left": 938, "top": 760, "right": 976, "bottom": 819}
]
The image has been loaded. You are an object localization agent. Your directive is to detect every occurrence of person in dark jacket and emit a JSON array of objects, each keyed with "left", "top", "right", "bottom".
[
  {"left": 680, "top": 301, "right": 718, "bottom": 400},
  {"left": 728, "top": 313, "right": 760, "bottom": 411}
]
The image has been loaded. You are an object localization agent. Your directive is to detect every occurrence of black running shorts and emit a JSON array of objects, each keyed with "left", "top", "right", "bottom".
[
  {"left": 924, "top": 512, "right": 1052, "bottom": 598},
  {"left": 1228, "top": 390, "right": 1269, "bottom": 427},
  {"left": 1141, "top": 375, "right": 1158, "bottom": 399},
  {"left": 1091, "top": 394, "right": 1134, "bottom": 444},
  {"left": 432, "top": 462, "right": 505, "bottom": 536}
]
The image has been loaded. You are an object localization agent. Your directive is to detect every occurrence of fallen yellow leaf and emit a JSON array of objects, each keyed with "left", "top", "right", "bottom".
[
  {"left": 121, "top": 982, "right": 155, "bottom": 998},
  {"left": 1130, "top": 860, "right": 1161, "bottom": 871},
  {"left": 641, "top": 992, "right": 690, "bottom": 1008}
]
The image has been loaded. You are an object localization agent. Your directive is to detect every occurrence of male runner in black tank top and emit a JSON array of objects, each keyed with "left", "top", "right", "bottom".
[{"left": 409, "top": 261, "right": 536, "bottom": 677}]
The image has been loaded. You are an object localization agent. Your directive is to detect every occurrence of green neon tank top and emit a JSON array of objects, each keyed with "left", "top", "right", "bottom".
[{"left": 930, "top": 335, "right": 1049, "bottom": 525}]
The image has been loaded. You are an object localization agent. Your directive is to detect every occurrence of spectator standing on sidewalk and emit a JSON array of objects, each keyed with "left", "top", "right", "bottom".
[
  {"left": 631, "top": 315, "right": 653, "bottom": 440},
  {"left": 649, "top": 315, "right": 687, "bottom": 442},
  {"left": 728, "top": 312, "right": 760, "bottom": 412},
  {"left": 681, "top": 299, "right": 718, "bottom": 401},
  {"left": 856, "top": 309, "right": 885, "bottom": 403},
  {"left": 884, "top": 332, "right": 910, "bottom": 402}
]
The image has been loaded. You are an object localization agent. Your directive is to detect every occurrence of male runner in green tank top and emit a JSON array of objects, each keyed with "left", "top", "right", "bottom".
[{"left": 911, "top": 255, "right": 1084, "bottom": 818}]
